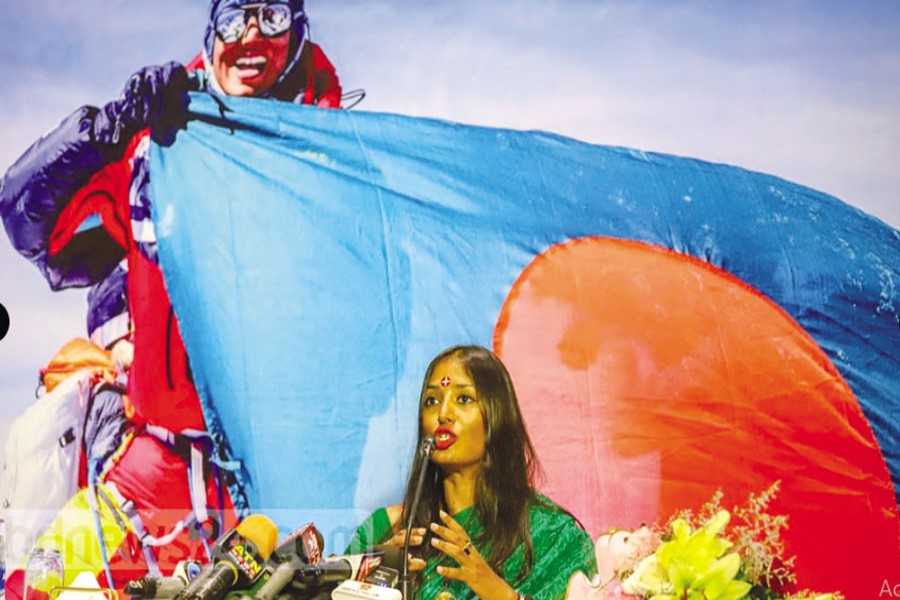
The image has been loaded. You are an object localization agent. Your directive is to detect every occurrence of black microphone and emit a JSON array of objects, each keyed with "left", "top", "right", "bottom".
[
  {"left": 289, "top": 546, "right": 404, "bottom": 593},
  {"left": 173, "top": 514, "right": 278, "bottom": 600},
  {"left": 125, "top": 560, "right": 203, "bottom": 598},
  {"left": 252, "top": 522, "right": 324, "bottom": 600},
  {"left": 400, "top": 436, "right": 436, "bottom": 600},
  {"left": 330, "top": 546, "right": 405, "bottom": 600}
]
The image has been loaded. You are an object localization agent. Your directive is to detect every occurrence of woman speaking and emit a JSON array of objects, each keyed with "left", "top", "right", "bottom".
[{"left": 346, "top": 345, "right": 596, "bottom": 600}]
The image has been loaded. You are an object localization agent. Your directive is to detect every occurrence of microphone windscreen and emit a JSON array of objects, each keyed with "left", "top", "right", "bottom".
[
  {"left": 278, "top": 522, "right": 324, "bottom": 564},
  {"left": 235, "top": 514, "right": 279, "bottom": 560}
]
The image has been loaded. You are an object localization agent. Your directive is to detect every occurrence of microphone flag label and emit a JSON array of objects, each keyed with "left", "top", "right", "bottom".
[
  {"left": 354, "top": 554, "right": 383, "bottom": 583},
  {"left": 227, "top": 542, "right": 264, "bottom": 580}
]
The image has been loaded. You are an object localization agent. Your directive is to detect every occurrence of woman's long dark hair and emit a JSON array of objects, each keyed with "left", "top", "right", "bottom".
[{"left": 401, "top": 345, "right": 541, "bottom": 581}]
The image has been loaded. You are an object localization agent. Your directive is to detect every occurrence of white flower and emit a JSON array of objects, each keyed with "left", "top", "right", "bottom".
[{"left": 621, "top": 554, "right": 671, "bottom": 597}]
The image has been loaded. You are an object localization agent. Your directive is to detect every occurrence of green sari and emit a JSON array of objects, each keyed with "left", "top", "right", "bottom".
[{"left": 345, "top": 494, "right": 597, "bottom": 600}]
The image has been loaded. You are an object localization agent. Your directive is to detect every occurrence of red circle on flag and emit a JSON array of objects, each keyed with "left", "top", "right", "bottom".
[{"left": 494, "top": 236, "right": 898, "bottom": 597}]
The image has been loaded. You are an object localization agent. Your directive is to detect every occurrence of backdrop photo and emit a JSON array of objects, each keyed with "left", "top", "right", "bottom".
[{"left": 147, "top": 94, "right": 898, "bottom": 597}]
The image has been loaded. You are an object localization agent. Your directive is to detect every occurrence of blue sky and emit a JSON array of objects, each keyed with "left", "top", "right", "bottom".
[{"left": 1, "top": 0, "right": 899, "bottom": 454}]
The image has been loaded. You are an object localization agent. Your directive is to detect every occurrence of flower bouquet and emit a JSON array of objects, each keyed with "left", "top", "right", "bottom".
[{"left": 566, "top": 482, "right": 842, "bottom": 600}]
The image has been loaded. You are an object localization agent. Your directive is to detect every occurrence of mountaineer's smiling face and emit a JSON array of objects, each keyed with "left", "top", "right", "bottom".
[{"left": 212, "top": 13, "right": 290, "bottom": 97}]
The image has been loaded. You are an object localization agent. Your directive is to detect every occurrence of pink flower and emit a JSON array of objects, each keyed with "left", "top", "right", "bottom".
[
  {"left": 566, "top": 565, "right": 643, "bottom": 600},
  {"left": 594, "top": 526, "right": 660, "bottom": 585},
  {"left": 598, "top": 579, "right": 642, "bottom": 599}
]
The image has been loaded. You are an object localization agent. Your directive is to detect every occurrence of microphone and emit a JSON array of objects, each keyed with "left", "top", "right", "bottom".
[
  {"left": 252, "top": 522, "right": 324, "bottom": 600},
  {"left": 174, "top": 514, "right": 279, "bottom": 600},
  {"left": 400, "top": 436, "right": 436, "bottom": 600},
  {"left": 330, "top": 546, "right": 404, "bottom": 600},
  {"left": 287, "top": 546, "right": 404, "bottom": 595},
  {"left": 125, "top": 560, "right": 202, "bottom": 598}
]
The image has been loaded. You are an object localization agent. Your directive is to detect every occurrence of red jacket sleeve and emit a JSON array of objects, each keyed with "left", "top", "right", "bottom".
[{"left": 306, "top": 42, "right": 343, "bottom": 108}]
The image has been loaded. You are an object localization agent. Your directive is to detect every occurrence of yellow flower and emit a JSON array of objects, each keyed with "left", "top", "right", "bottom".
[{"left": 623, "top": 511, "right": 751, "bottom": 600}]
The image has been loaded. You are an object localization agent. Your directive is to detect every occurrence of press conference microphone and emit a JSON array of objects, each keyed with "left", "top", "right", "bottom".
[
  {"left": 329, "top": 545, "right": 404, "bottom": 600},
  {"left": 125, "top": 560, "right": 202, "bottom": 598},
  {"left": 292, "top": 545, "right": 405, "bottom": 592},
  {"left": 174, "top": 514, "right": 279, "bottom": 600},
  {"left": 400, "top": 436, "right": 436, "bottom": 600},
  {"left": 252, "top": 522, "right": 324, "bottom": 600}
]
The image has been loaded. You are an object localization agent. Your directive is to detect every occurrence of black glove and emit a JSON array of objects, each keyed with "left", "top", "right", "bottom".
[{"left": 93, "top": 61, "right": 191, "bottom": 151}]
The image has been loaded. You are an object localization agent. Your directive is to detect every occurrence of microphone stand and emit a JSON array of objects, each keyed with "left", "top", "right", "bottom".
[{"left": 400, "top": 436, "right": 435, "bottom": 600}]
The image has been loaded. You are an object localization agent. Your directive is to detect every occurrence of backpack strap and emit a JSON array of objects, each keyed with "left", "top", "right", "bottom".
[
  {"left": 87, "top": 467, "right": 123, "bottom": 587},
  {"left": 144, "top": 426, "right": 220, "bottom": 529},
  {"left": 142, "top": 425, "right": 240, "bottom": 553},
  {"left": 97, "top": 480, "right": 164, "bottom": 577}
]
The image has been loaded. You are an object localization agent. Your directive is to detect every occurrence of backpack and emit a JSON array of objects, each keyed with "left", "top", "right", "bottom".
[{"left": 1, "top": 339, "right": 117, "bottom": 571}]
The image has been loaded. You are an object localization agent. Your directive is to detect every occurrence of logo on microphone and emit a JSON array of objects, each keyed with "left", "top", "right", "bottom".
[
  {"left": 0, "top": 302, "right": 9, "bottom": 342},
  {"left": 303, "top": 530, "right": 322, "bottom": 564},
  {"left": 355, "top": 555, "right": 383, "bottom": 582},
  {"left": 227, "top": 543, "right": 264, "bottom": 579}
]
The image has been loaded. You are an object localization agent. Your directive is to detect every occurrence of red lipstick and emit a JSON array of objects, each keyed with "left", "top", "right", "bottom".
[{"left": 433, "top": 427, "right": 457, "bottom": 450}]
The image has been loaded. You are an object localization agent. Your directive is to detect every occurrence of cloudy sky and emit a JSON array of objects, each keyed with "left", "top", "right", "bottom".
[{"left": 1, "top": 0, "right": 898, "bottom": 451}]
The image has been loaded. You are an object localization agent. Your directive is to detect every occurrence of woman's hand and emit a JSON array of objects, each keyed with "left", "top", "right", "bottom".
[
  {"left": 390, "top": 530, "right": 427, "bottom": 572},
  {"left": 430, "top": 510, "right": 518, "bottom": 600},
  {"left": 388, "top": 527, "right": 428, "bottom": 549},
  {"left": 384, "top": 504, "right": 427, "bottom": 572}
]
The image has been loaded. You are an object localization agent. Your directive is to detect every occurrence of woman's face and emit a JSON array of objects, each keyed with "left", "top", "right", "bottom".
[
  {"left": 212, "top": 14, "right": 290, "bottom": 97},
  {"left": 421, "top": 355, "right": 487, "bottom": 474}
]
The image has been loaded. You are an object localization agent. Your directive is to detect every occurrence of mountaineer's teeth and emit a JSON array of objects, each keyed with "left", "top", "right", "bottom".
[{"left": 236, "top": 56, "right": 266, "bottom": 67}]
